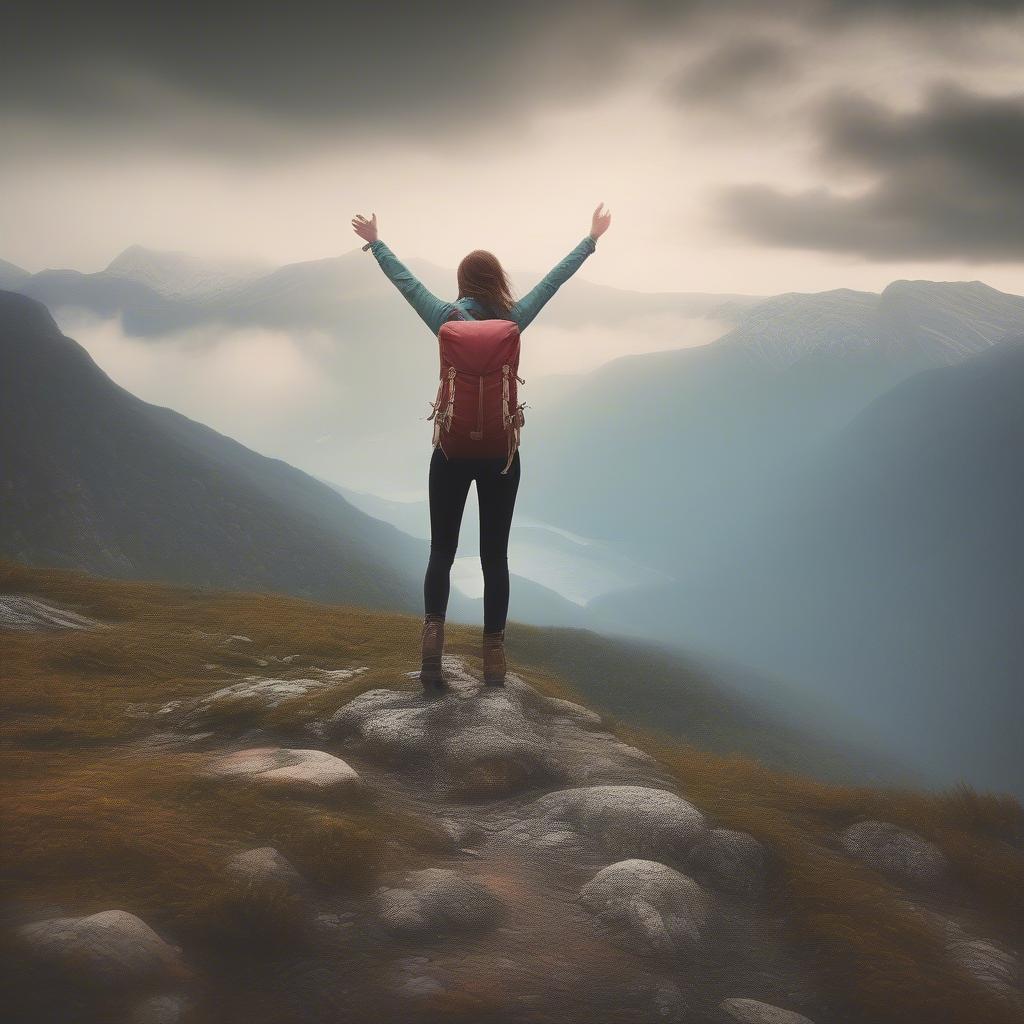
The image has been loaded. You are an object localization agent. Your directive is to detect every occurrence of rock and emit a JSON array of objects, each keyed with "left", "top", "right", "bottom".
[
  {"left": 225, "top": 847, "right": 306, "bottom": 893},
  {"left": 157, "top": 666, "right": 370, "bottom": 719},
  {"left": 442, "top": 690, "right": 553, "bottom": 795},
  {"left": 720, "top": 998, "right": 815, "bottom": 1024},
  {"left": 376, "top": 868, "right": 504, "bottom": 937},
  {"left": 687, "top": 828, "right": 767, "bottom": 898},
  {"left": 947, "top": 933, "right": 1019, "bottom": 1001},
  {"left": 580, "top": 859, "right": 712, "bottom": 953},
  {"left": 330, "top": 657, "right": 675, "bottom": 793},
  {"left": 540, "top": 695, "right": 603, "bottom": 726},
  {"left": 0, "top": 594, "right": 101, "bottom": 631},
  {"left": 17, "top": 910, "right": 184, "bottom": 987},
  {"left": 442, "top": 724, "right": 550, "bottom": 796},
  {"left": 223, "top": 634, "right": 253, "bottom": 645},
  {"left": 203, "top": 747, "right": 361, "bottom": 791},
  {"left": 839, "top": 820, "right": 948, "bottom": 885},
  {"left": 129, "top": 993, "right": 191, "bottom": 1024},
  {"left": 330, "top": 689, "right": 436, "bottom": 756},
  {"left": 518, "top": 785, "right": 707, "bottom": 861}
]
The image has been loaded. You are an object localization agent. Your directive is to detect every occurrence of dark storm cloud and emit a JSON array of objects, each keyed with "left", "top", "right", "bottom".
[
  {"left": 2, "top": 0, "right": 1021, "bottom": 156},
  {"left": 0, "top": 0, "right": 708, "bottom": 153},
  {"left": 668, "top": 36, "right": 798, "bottom": 105},
  {"left": 719, "top": 85, "right": 1024, "bottom": 260}
]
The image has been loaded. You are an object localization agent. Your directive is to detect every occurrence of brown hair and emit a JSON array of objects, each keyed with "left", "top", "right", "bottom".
[{"left": 457, "top": 250, "right": 516, "bottom": 318}]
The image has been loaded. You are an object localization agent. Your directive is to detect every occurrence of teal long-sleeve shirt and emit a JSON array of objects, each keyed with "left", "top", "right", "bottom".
[{"left": 365, "top": 234, "right": 597, "bottom": 334}]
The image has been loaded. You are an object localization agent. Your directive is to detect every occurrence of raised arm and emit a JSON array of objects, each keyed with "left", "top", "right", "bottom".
[
  {"left": 511, "top": 202, "right": 612, "bottom": 331},
  {"left": 352, "top": 212, "right": 453, "bottom": 335}
]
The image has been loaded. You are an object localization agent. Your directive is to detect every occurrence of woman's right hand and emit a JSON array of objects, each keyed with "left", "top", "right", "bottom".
[
  {"left": 590, "top": 202, "right": 611, "bottom": 240},
  {"left": 352, "top": 212, "right": 379, "bottom": 244}
]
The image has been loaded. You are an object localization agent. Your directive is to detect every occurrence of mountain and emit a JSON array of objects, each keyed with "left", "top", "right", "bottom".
[
  {"left": 103, "top": 245, "right": 269, "bottom": 299},
  {"left": 593, "top": 338, "right": 1024, "bottom": 796},
  {"left": 10, "top": 245, "right": 756, "bottom": 338},
  {"left": 0, "top": 289, "right": 424, "bottom": 609},
  {"left": 0, "top": 289, "right": 596, "bottom": 629},
  {"left": 6, "top": 246, "right": 757, "bottom": 496},
  {"left": 519, "top": 280, "right": 1024, "bottom": 573},
  {"left": 0, "top": 257, "right": 30, "bottom": 291}
]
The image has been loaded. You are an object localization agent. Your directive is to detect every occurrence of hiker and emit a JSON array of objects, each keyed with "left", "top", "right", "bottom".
[{"left": 352, "top": 204, "right": 612, "bottom": 693}]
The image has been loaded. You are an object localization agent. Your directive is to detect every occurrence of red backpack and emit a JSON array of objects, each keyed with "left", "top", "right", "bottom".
[{"left": 426, "top": 308, "right": 526, "bottom": 474}]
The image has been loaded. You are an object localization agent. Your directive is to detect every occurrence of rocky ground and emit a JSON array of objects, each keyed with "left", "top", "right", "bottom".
[{"left": 3, "top": 591, "right": 1023, "bottom": 1024}]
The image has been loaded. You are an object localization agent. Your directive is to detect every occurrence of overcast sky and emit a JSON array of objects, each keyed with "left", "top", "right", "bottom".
[{"left": 2, "top": 0, "right": 1023, "bottom": 295}]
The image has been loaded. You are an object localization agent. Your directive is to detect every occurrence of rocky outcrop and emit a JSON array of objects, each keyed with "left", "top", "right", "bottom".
[
  {"left": 579, "top": 859, "right": 712, "bottom": 953},
  {"left": 376, "top": 868, "right": 505, "bottom": 937},
  {"left": 16, "top": 910, "right": 184, "bottom": 987},
  {"left": 325, "top": 657, "right": 668, "bottom": 797},
  {"left": 839, "top": 820, "right": 948, "bottom": 885},
  {"left": 0, "top": 594, "right": 101, "bottom": 631},
  {"left": 687, "top": 828, "right": 767, "bottom": 899},
  {"left": 509, "top": 785, "right": 707, "bottom": 861},
  {"left": 720, "top": 997, "right": 816, "bottom": 1023},
  {"left": 203, "top": 747, "right": 361, "bottom": 791},
  {"left": 174, "top": 666, "right": 368, "bottom": 714}
]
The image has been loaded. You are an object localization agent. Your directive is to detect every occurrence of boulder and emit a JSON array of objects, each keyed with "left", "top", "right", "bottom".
[
  {"left": 17, "top": 910, "right": 184, "bottom": 987},
  {"left": 329, "top": 689, "right": 438, "bottom": 759},
  {"left": 720, "top": 997, "right": 816, "bottom": 1024},
  {"left": 687, "top": 828, "right": 767, "bottom": 898},
  {"left": 203, "top": 747, "right": 360, "bottom": 791},
  {"left": 376, "top": 868, "right": 504, "bottom": 937},
  {"left": 839, "top": 820, "right": 948, "bottom": 885},
  {"left": 442, "top": 724, "right": 550, "bottom": 797},
  {"left": 580, "top": 859, "right": 711, "bottom": 953},
  {"left": 196, "top": 667, "right": 368, "bottom": 709},
  {"left": 225, "top": 847, "right": 306, "bottom": 893},
  {"left": 520, "top": 785, "right": 706, "bottom": 860}
]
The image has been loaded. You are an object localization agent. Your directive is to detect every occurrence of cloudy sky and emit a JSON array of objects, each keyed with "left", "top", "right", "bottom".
[{"left": 2, "top": 0, "right": 1023, "bottom": 295}]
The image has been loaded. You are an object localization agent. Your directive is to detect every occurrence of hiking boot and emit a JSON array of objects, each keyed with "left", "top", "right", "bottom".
[
  {"left": 482, "top": 628, "right": 507, "bottom": 687},
  {"left": 420, "top": 613, "right": 447, "bottom": 693}
]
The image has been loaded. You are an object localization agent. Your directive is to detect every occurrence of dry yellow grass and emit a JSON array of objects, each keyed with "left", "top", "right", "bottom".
[
  {"left": 613, "top": 728, "right": 1024, "bottom": 1024},
  {"left": 2, "top": 561, "right": 1022, "bottom": 1024},
  {"left": 0, "top": 562, "right": 453, "bottom": 941}
]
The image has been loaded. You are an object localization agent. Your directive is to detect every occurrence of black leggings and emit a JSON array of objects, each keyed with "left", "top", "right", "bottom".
[{"left": 424, "top": 445, "right": 521, "bottom": 632}]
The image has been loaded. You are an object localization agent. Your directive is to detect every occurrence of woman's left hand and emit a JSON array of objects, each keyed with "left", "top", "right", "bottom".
[{"left": 352, "top": 212, "right": 378, "bottom": 244}]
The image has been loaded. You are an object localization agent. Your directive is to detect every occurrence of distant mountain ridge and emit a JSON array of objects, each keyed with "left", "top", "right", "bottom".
[
  {"left": 720, "top": 280, "right": 1024, "bottom": 366},
  {"left": 8, "top": 244, "right": 759, "bottom": 337},
  {"left": 4, "top": 244, "right": 763, "bottom": 496},
  {"left": 593, "top": 337, "right": 1024, "bottom": 795},
  {"left": 103, "top": 245, "right": 269, "bottom": 299},
  {"left": 520, "top": 277, "right": 1024, "bottom": 568}
]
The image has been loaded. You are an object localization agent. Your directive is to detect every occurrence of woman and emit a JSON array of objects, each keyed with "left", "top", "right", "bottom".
[{"left": 352, "top": 203, "right": 612, "bottom": 694}]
